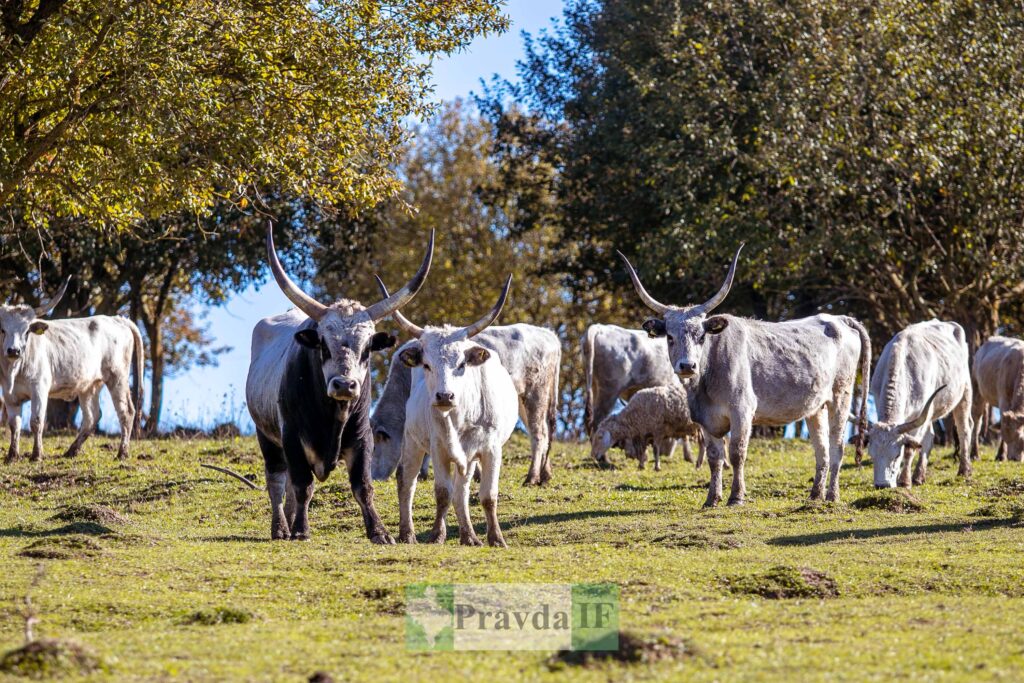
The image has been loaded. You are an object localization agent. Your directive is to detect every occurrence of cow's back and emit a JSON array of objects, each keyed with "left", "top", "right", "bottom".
[
  {"left": 28, "top": 316, "right": 134, "bottom": 400},
  {"left": 477, "top": 324, "right": 560, "bottom": 397},
  {"left": 871, "top": 319, "right": 969, "bottom": 423},
  {"left": 974, "top": 336, "right": 1024, "bottom": 411},
  {"left": 246, "top": 309, "right": 308, "bottom": 442}
]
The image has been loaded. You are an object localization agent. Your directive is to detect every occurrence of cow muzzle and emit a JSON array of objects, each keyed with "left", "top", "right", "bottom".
[
  {"left": 676, "top": 361, "right": 697, "bottom": 378},
  {"left": 433, "top": 391, "right": 455, "bottom": 410},
  {"left": 5, "top": 348, "right": 21, "bottom": 359},
  {"left": 327, "top": 377, "right": 359, "bottom": 401}
]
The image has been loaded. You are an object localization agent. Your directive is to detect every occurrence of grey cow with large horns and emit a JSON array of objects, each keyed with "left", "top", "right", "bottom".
[
  {"left": 383, "top": 274, "right": 520, "bottom": 547},
  {"left": 618, "top": 246, "right": 871, "bottom": 506},
  {"left": 245, "top": 222, "right": 434, "bottom": 543}
]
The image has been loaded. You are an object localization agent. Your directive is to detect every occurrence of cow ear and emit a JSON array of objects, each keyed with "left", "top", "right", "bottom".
[
  {"left": 902, "top": 437, "right": 922, "bottom": 450},
  {"left": 370, "top": 332, "right": 396, "bottom": 352},
  {"left": 294, "top": 328, "right": 320, "bottom": 348},
  {"left": 29, "top": 321, "right": 48, "bottom": 335},
  {"left": 642, "top": 318, "right": 666, "bottom": 338},
  {"left": 703, "top": 316, "right": 729, "bottom": 335},
  {"left": 465, "top": 345, "right": 490, "bottom": 366},
  {"left": 399, "top": 344, "right": 423, "bottom": 368}
]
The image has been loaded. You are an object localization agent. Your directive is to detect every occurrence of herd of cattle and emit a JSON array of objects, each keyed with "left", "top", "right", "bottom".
[{"left": 3, "top": 225, "right": 1023, "bottom": 547}]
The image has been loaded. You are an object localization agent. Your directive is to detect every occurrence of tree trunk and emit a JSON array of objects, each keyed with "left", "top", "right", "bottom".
[{"left": 143, "top": 318, "right": 164, "bottom": 436}]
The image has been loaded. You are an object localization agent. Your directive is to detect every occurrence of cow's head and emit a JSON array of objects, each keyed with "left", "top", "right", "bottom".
[
  {"left": 379, "top": 274, "right": 511, "bottom": 416},
  {"left": 866, "top": 385, "right": 945, "bottom": 488},
  {"left": 618, "top": 246, "right": 743, "bottom": 381},
  {"left": 0, "top": 277, "right": 70, "bottom": 361},
  {"left": 1000, "top": 410, "right": 1024, "bottom": 462},
  {"left": 267, "top": 223, "right": 433, "bottom": 404}
]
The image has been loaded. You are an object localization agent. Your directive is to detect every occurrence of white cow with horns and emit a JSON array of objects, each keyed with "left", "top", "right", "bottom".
[
  {"left": 384, "top": 275, "right": 519, "bottom": 547},
  {"left": 618, "top": 246, "right": 871, "bottom": 506},
  {"left": 0, "top": 278, "right": 144, "bottom": 462}
]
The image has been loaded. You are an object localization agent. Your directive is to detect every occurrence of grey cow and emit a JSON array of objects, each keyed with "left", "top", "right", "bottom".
[
  {"left": 582, "top": 323, "right": 683, "bottom": 461},
  {"left": 973, "top": 336, "right": 1024, "bottom": 462},
  {"left": 619, "top": 246, "right": 870, "bottom": 506},
  {"left": 371, "top": 318, "right": 561, "bottom": 486},
  {"left": 866, "top": 320, "right": 974, "bottom": 487}
]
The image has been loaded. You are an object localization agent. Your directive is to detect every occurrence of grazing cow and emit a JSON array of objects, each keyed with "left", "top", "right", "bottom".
[
  {"left": 619, "top": 246, "right": 870, "bottom": 505},
  {"left": 371, "top": 323, "right": 561, "bottom": 486},
  {"left": 590, "top": 385, "right": 703, "bottom": 471},
  {"left": 245, "top": 224, "right": 433, "bottom": 543},
  {"left": 581, "top": 323, "right": 680, "bottom": 436},
  {"left": 973, "top": 336, "right": 1024, "bottom": 462},
  {"left": 389, "top": 276, "right": 519, "bottom": 547},
  {"left": 0, "top": 278, "right": 144, "bottom": 462},
  {"left": 866, "top": 320, "right": 974, "bottom": 487}
]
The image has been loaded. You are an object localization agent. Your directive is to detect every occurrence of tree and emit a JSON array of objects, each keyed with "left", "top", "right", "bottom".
[
  {"left": 0, "top": 0, "right": 507, "bottom": 224},
  {"left": 481, "top": 0, "right": 1024, "bottom": 348}
]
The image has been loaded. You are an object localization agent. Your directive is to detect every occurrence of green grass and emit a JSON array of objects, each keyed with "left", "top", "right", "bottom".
[{"left": 1, "top": 432, "right": 1023, "bottom": 681}]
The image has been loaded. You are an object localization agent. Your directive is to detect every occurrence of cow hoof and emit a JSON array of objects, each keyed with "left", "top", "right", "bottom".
[
  {"left": 417, "top": 471, "right": 430, "bottom": 482},
  {"left": 825, "top": 492, "right": 840, "bottom": 503},
  {"left": 62, "top": 447, "right": 80, "bottom": 459},
  {"left": 912, "top": 475, "right": 926, "bottom": 486},
  {"left": 370, "top": 532, "right": 395, "bottom": 545},
  {"left": 4, "top": 452, "right": 18, "bottom": 464},
  {"left": 522, "top": 474, "right": 541, "bottom": 486},
  {"left": 116, "top": 450, "right": 129, "bottom": 461},
  {"left": 398, "top": 533, "right": 417, "bottom": 544},
  {"left": 702, "top": 497, "right": 720, "bottom": 509},
  {"left": 460, "top": 535, "right": 483, "bottom": 547},
  {"left": 487, "top": 536, "right": 507, "bottom": 548},
  {"left": 539, "top": 470, "right": 552, "bottom": 485},
  {"left": 30, "top": 452, "right": 42, "bottom": 463},
  {"left": 727, "top": 497, "right": 745, "bottom": 506},
  {"left": 290, "top": 531, "right": 310, "bottom": 541}
]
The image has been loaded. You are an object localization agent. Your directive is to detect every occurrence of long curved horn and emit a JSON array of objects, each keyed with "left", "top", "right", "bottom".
[
  {"left": 617, "top": 251, "right": 670, "bottom": 315},
  {"left": 693, "top": 243, "right": 744, "bottom": 316},
  {"left": 35, "top": 275, "right": 71, "bottom": 316},
  {"left": 362, "top": 230, "right": 434, "bottom": 323},
  {"left": 897, "top": 385, "right": 946, "bottom": 434},
  {"left": 266, "top": 222, "right": 328, "bottom": 321},
  {"left": 374, "top": 275, "right": 424, "bottom": 339},
  {"left": 462, "top": 274, "right": 513, "bottom": 338}
]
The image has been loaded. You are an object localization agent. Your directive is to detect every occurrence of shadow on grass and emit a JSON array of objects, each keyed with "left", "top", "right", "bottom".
[
  {"left": 201, "top": 534, "right": 269, "bottom": 543},
  {"left": 505, "top": 508, "right": 660, "bottom": 528},
  {"left": 0, "top": 522, "right": 113, "bottom": 538},
  {"left": 768, "top": 518, "right": 1017, "bottom": 547}
]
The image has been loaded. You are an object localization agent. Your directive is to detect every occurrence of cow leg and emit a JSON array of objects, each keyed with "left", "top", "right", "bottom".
[
  {"left": 522, "top": 397, "right": 548, "bottom": 486},
  {"left": 807, "top": 409, "right": 830, "bottom": 500},
  {"left": 452, "top": 461, "right": 482, "bottom": 546},
  {"left": 286, "top": 470, "right": 315, "bottom": 541},
  {"left": 4, "top": 402, "right": 21, "bottom": 463},
  {"left": 343, "top": 440, "right": 394, "bottom": 545},
  {"left": 826, "top": 389, "right": 853, "bottom": 502},
  {"left": 396, "top": 439, "right": 422, "bottom": 544},
  {"left": 996, "top": 438, "right": 1007, "bottom": 462},
  {"left": 480, "top": 448, "right": 506, "bottom": 547},
  {"left": 971, "top": 398, "right": 984, "bottom": 463},
  {"left": 63, "top": 390, "right": 100, "bottom": 459},
  {"left": 418, "top": 452, "right": 431, "bottom": 481},
  {"left": 727, "top": 422, "right": 752, "bottom": 506},
  {"left": 703, "top": 435, "right": 726, "bottom": 508},
  {"left": 913, "top": 429, "right": 935, "bottom": 486},
  {"left": 29, "top": 386, "right": 48, "bottom": 462},
  {"left": 107, "top": 372, "right": 135, "bottom": 460},
  {"left": 256, "top": 431, "right": 290, "bottom": 540},
  {"left": 897, "top": 446, "right": 914, "bottom": 488},
  {"left": 681, "top": 436, "right": 695, "bottom": 464},
  {"left": 427, "top": 456, "right": 451, "bottom": 544},
  {"left": 951, "top": 395, "right": 975, "bottom": 475}
]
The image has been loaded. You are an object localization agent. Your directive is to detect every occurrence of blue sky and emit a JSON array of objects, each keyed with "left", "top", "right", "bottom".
[{"left": 114, "top": 1, "right": 567, "bottom": 432}]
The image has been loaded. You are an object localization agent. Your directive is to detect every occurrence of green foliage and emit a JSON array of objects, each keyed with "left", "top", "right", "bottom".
[
  {"left": 0, "top": 1, "right": 508, "bottom": 225},
  {"left": 483, "top": 0, "right": 1024, "bottom": 343}
]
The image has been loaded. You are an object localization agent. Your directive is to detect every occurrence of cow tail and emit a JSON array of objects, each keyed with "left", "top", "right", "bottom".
[
  {"left": 547, "top": 343, "right": 561, "bottom": 451},
  {"left": 129, "top": 320, "right": 145, "bottom": 438},
  {"left": 842, "top": 316, "right": 871, "bottom": 464},
  {"left": 582, "top": 326, "right": 597, "bottom": 436}
]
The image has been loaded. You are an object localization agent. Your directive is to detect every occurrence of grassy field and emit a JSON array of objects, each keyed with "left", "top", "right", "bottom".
[{"left": 1, "top": 431, "right": 1023, "bottom": 681}]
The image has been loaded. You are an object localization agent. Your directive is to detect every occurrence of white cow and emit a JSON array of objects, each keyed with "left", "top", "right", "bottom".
[
  {"left": 0, "top": 278, "right": 144, "bottom": 461},
  {"left": 866, "top": 320, "right": 974, "bottom": 488},
  {"left": 388, "top": 275, "right": 519, "bottom": 547}
]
